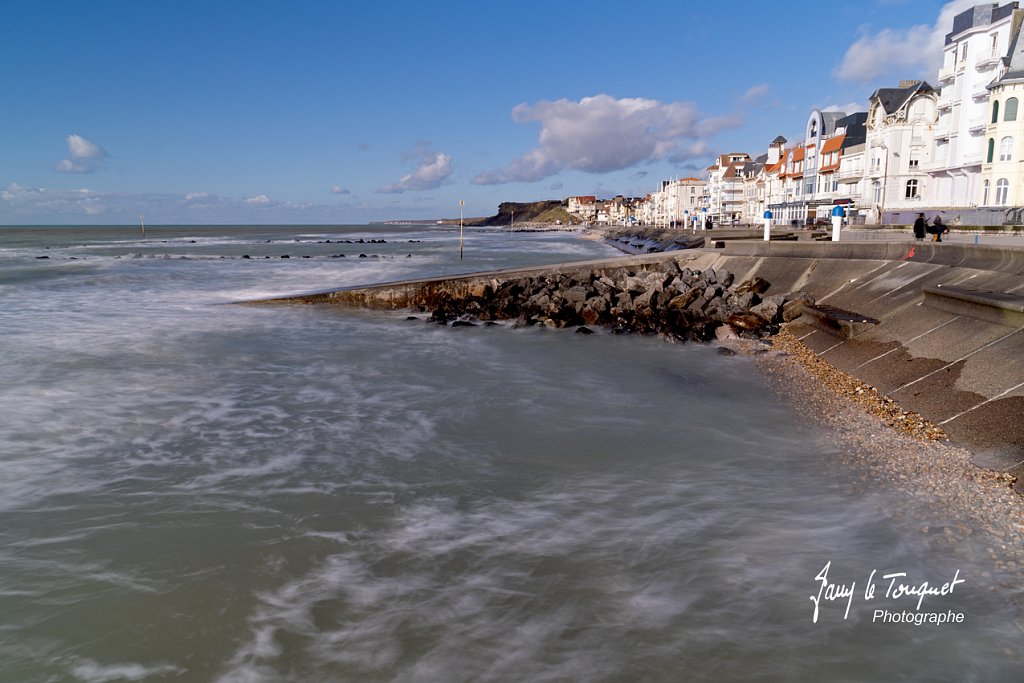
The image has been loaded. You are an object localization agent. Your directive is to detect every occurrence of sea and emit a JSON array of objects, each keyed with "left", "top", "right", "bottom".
[{"left": 0, "top": 224, "right": 1021, "bottom": 682}]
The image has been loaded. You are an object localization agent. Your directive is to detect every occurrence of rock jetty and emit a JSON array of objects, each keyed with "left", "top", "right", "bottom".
[{"left": 417, "top": 260, "right": 813, "bottom": 342}]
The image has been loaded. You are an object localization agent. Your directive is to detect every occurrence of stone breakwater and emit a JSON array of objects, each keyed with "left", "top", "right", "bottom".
[{"left": 411, "top": 260, "right": 813, "bottom": 342}]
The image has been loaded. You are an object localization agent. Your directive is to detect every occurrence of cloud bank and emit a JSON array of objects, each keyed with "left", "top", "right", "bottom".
[
  {"left": 473, "top": 94, "right": 740, "bottom": 185},
  {"left": 835, "top": 0, "right": 976, "bottom": 82}
]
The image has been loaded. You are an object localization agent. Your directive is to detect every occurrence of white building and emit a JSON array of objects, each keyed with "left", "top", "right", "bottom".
[
  {"left": 864, "top": 81, "right": 939, "bottom": 223},
  {"left": 836, "top": 142, "right": 867, "bottom": 222},
  {"left": 928, "top": 2, "right": 1021, "bottom": 209},
  {"left": 566, "top": 195, "right": 598, "bottom": 221},
  {"left": 705, "top": 153, "right": 751, "bottom": 224},
  {"left": 641, "top": 178, "right": 706, "bottom": 227},
  {"left": 980, "top": 12, "right": 1024, "bottom": 214}
]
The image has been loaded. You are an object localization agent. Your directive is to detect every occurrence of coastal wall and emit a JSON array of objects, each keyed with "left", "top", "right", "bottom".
[
  {"left": 699, "top": 241, "right": 1024, "bottom": 470},
  {"left": 250, "top": 241, "right": 1024, "bottom": 476}
]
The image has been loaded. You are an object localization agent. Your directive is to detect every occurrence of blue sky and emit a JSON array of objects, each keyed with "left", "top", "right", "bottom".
[{"left": 0, "top": 0, "right": 970, "bottom": 224}]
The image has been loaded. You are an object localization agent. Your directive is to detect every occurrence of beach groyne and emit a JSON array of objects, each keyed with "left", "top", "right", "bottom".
[{"left": 249, "top": 241, "right": 1024, "bottom": 479}]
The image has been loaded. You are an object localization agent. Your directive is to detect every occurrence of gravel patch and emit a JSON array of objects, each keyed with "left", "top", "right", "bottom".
[{"left": 753, "top": 330, "right": 1024, "bottom": 612}]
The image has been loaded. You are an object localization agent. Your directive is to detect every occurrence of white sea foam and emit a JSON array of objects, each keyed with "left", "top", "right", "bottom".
[
  {"left": 4, "top": 226, "right": 1023, "bottom": 682},
  {"left": 71, "top": 659, "right": 185, "bottom": 682}
]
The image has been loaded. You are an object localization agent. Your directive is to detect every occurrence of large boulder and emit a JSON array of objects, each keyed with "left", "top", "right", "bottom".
[
  {"left": 563, "top": 286, "right": 589, "bottom": 305},
  {"left": 727, "top": 311, "right": 769, "bottom": 333},
  {"left": 735, "top": 276, "right": 771, "bottom": 295},
  {"left": 781, "top": 291, "right": 815, "bottom": 322},
  {"left": 749, "top": 300, "right": 780, "bottom": 322}
]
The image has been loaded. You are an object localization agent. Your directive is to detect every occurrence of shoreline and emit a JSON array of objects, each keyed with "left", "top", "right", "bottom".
[{"left": 752, "top": 329, "right": 1024, "bottom": 586}]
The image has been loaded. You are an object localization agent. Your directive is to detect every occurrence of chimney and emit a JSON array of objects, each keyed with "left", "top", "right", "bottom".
[{"left": 898, "top": 79, "right": 921, "bottom": 88}]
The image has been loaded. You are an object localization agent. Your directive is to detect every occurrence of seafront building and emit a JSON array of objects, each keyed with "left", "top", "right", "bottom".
[
  {"left": 981, "top": 7, "right": 1024, "bottom": 215},
  {"left": 865, "top": 81, "right": 939, "bottom": 224},
  {"left": 706, "top": 153, "right": 751, "bottom": 224},
  {"left": 927, "top": 2, "right": 1021, "bottom": 212},
  {"left": 566, "top": 195, "right": 598, "bottom": 221}
]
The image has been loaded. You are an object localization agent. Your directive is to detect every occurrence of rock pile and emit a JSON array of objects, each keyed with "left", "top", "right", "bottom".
[{"left": 418, "top": 260, "right": 813, "bottom": 342}]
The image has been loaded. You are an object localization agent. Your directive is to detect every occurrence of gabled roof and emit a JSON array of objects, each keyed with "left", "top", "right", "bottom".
[
  {"left": 821, "top": 134, "right": 846, "bottom": 154},
  {"left": 820, "top": 112, "right": 845, "bottom": 136},
  {"left": 870, "top": 81, "right": 937, "bottom": 114},
  {"left": 995, "top": 13, "right": 1024, "bottom": 85}
]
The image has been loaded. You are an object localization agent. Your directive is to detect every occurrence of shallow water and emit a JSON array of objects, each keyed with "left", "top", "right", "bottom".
[{"left": 0, "top": 225, "right": 1021, "bottom": 682}]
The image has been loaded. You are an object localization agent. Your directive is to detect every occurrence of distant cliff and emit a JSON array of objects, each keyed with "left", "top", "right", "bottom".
[{"left": 471, "top": 201, "right": 580, "bottom": 226}]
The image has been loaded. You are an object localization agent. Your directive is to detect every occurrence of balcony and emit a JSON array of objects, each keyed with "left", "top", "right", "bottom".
[
  {"left": 968, "top": 116, "right": 987, "bottom": 133},
  {"left": 937, "top": 97, "right": 953, "bottom": 112},
  {"left": 975, "top": 51, "right": 1001, "bottom": 69},
  {"left": 972, "top": 85, "right": 992, "bottom": 101},
  {"left": 937, "top": 66, "right": 955, "bottom": 84}
]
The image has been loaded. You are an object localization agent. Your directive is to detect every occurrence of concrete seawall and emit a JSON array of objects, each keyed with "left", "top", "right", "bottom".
[{"left": 249, "top": 241, "right": 1024, "bottom": 476}]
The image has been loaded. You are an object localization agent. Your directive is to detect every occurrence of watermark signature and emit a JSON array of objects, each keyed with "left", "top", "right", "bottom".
[{"left": 810, "top": 560, "right": 965, "bottom": 624}]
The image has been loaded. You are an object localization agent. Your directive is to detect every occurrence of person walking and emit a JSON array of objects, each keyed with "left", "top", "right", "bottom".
[{"left": 913, "top": 213, "right": 927, "bottom": 240}]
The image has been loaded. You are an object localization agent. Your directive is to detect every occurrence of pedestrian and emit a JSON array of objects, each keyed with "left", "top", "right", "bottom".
[
  {"left": 931, "top": 215, "right": 945, "bottom": 242},
  {"left": 913, "top": 213, "right": 926, "bottom": 240}
]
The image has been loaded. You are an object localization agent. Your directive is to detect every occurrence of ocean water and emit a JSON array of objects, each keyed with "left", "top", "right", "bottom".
[{"left": 0, "top": 224, "right": 1021, "bottom": 682}]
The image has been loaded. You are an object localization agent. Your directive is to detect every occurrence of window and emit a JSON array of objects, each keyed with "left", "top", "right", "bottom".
[
  {"left": 1000, "top": 136, "right": 1014, "bottom": 161},
  {"left": 992, "top": 100, "right": 1000, "bottom": 124},
  {"left": 905, "top": 179, "right": 919, "bottom": 199},
  {"left": 960, "top": 43, "right": 968, "bottom": 63},
  {"left": 996, "top": 178, "right": 1009, "bottom": 205},
  {"left": 983, "top": 179, "right": 991, "bottom": 205},
  {"left": 1006, "top": 97, "right": 1019, "bottom": 121},
  {"left": 988, "top": 138, "right": 996, "bottom": 163},
  {"left": 909, "top": 159, "right": 920, "bottom": 168},
  {"left": 873, "top": 181, "right": 882, "bottom": 203}
]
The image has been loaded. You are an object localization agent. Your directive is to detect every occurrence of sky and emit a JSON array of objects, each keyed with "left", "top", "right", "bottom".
[{"left": 0, "top": 0, "right": 977, "bottom": 224}]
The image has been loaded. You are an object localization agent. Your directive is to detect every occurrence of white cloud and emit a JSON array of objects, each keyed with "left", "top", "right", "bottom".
[
  {"left": 2, "top": 182, "right": 107, "bottom": 215},
  {"left": 740, "top": 83, "right": 770, "bottom": 104},
  {"left": 472, "top": 94, "right": 740, "bottom": 185},
  {"left": 835, "top": 0, "right": 976, "bottom": 82},
  {"left": 377, "top": 146, "right": 453, "bottom": 193},
  {"left": 822, "top": 102, "right": 862, "bottom": 114},
  {"left": 330, "top": 185, "right": 350, "bottom": 194},
  {"left": 55, "top": 134, "right": 108, "bottom": 173},
  {"left": 1, "top": 183, "right": 338, "bottom": 222}
]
